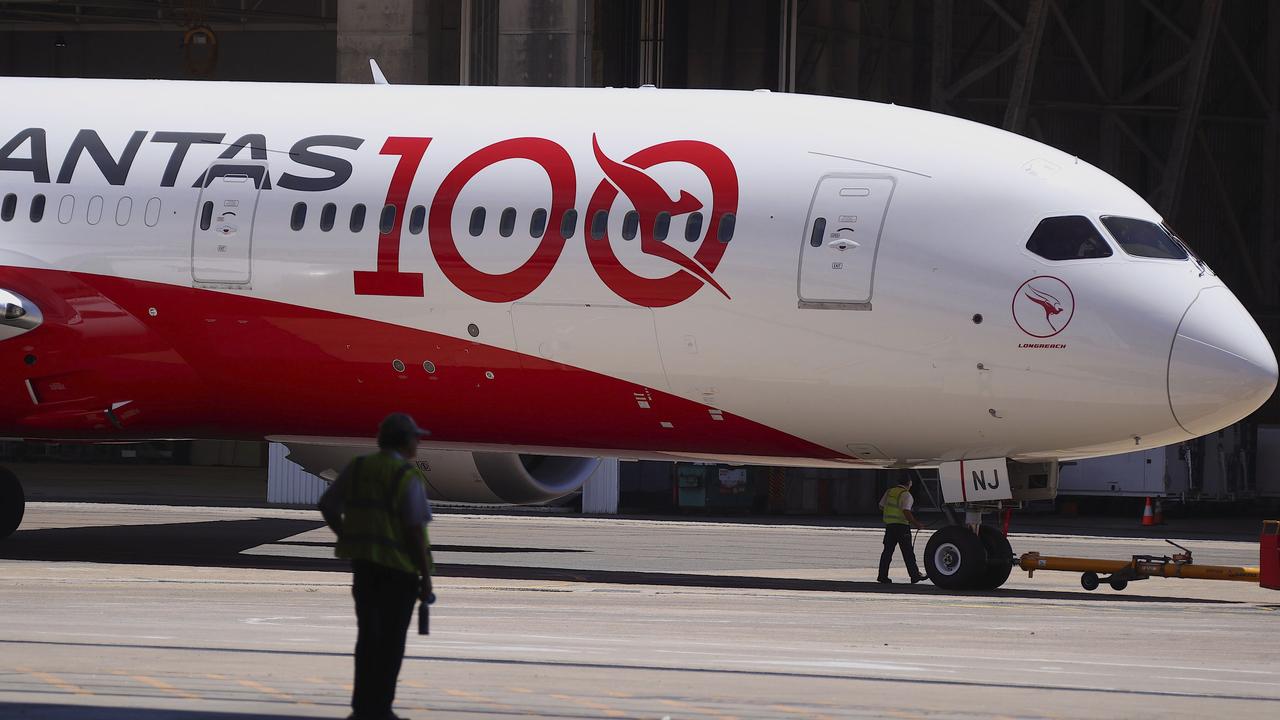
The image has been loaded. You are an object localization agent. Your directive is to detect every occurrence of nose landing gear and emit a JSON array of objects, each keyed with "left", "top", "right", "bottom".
[
  {"left": 0, "top": 466, "right": 24, "bottom": 539},
  {"left": 923, "top": 523, "right": 1016, "bottom": 590}
]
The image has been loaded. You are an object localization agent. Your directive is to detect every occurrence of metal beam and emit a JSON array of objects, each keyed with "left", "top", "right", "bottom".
[
  {"left": 1117, "top": 57, "right": 1189, "bottom": 105},
  {"left": 0, "top": 21, "right": 333, "bottom": 31},
  {"left": 943, "top": 39, "right": 1019, "bottom": 102},
  {"left": 1049, "top": 1, "right": 1105, "bottom": 100},
  {"left": 1218, "top": 24, "right": 1272, "bottom": 114},
  {"left": 639, "top": 0, "right": 665, "bottom": 87},
  {"left": 1002, "top": 0, "right": 1049, "bottom": 133},
  {"left": 1264, "top": 2, "right": 1280, "bottom": 306},
  {"left": 1157, "top": 0, "right": 1222, "bottom": 217},
  {"left": 777, "top": 0, "right": 798, "bottom": 92},
  {"left": 1099, "top": 0, "right": 1124, "bottom": 174},
  {"left": 929, "top": 0, "right": 952, "bottom": 111},
  {"left": 1197, "top": 130, "right": 1266, "bottom": 303}
]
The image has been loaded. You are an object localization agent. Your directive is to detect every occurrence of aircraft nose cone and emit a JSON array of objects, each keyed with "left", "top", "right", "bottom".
[{"left": 1168, "top": 287, "right": 1277, "bottom": 436}]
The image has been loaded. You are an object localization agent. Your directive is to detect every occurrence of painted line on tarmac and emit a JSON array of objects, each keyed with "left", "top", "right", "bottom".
[
  {"left": 128, "top": 674, "right": 202, "bottom": 700},
  {"left": 550, "top": 692, "right": 628, "bottom": 718},
  {"left": 440, "top": 686, "right": 530, "bottom": 716},
  {"left": 236, "top": 678, "right": 310, "bottom": 706},
  {"left": 658, "top": 697, "right": 738, "bottom": 720},
  {"left": 771, "top": 704, "right": 837, "bottom": 720},
  {"left": 15, "top": 667, "right": 91, "bottom": 696}
]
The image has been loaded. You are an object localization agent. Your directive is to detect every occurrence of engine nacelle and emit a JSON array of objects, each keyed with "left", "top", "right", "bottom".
[{"left": 282, "top": 443, "right": 597, "bottom": 504}]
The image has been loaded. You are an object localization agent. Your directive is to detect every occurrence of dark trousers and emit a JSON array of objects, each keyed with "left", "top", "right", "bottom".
[
  {"left": 878, "top": 523, "right": 922, "bottom": 579},
  {"left": 351, "top": 560, "right": 419, "bottom": 719}
]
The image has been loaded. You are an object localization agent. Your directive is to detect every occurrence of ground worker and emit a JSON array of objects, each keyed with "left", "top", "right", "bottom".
[
  {"left": 319, "top": 413, "right": 434, "bottom": 720},
  {"left": 877, "top": 476, "right": 927, "bottom": 584}
]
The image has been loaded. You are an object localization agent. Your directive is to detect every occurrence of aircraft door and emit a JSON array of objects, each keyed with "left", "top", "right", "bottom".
[
  {"left": 798, "top": 175, "right": 896, "bottom": 307},
  {"left": 192, "top": 162, "right": 268, "bottom": 285}
]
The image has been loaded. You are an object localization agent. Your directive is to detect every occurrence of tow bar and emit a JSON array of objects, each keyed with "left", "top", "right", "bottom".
[{"left": 1018, "top": 540, "right": 1261, "bottom": 592}]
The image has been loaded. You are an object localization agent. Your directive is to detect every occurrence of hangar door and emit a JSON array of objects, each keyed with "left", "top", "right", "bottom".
[
  {"left": 192, "top": 162, "right": 268, "bottom": 285},
  {"left": 798, "top": 175, "right": 896, "bottom": 307}
]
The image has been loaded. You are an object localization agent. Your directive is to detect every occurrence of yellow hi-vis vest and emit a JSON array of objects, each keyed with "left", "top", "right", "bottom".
[
  {"left": 334, "top": 452, "right": 426, "bottom": 575},
  {"left": 882, "top": 485, "right": 909, "bottom": 525}
]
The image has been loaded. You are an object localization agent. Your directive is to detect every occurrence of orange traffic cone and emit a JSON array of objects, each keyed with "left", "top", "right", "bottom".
[
  {"left": 1153, "top": 499, "right": 1165, "bottom": 525},
  {"left": 1141, "top": 497, "right": 1155, "bottom": 526}
]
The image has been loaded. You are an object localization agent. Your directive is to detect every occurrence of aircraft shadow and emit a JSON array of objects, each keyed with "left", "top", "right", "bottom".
[
  {"left": 273, "top": 539, "right": 587, "bottom": 554},
  {"left": 0, "top": 699, "right": 585, "bottom": 720},
  {"left": 0, "top": 704, "right": 328, "bottom": 720},
  {"left": 1, "top": 518, "right": 1241, "bottom": 603}
]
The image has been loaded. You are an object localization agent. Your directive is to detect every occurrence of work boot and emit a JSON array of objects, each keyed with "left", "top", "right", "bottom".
[
  {"left": 910, "top": 573, "right": 928, "bottom": 584},
  {"left": 876, "top": 576, "right": 892, "bottom": 584}
]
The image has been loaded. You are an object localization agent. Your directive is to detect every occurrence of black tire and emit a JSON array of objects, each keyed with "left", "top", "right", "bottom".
[
  {"left": 924, "top": 526, "right": 988, "bottom": 590},
  {"left": 1109, "top": 577, "right": 1128, "bottom": 591},
  {"left": 1081, "top": 571, "right": 1100, "bottom": 591},
  {"left": 976, "top": 525, "right": 1014, "bottom": 590},
  {"left": 0, "top": 466, "right": 24, "bottom": 540}
]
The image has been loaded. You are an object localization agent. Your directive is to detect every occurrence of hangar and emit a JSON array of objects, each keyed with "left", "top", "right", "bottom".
[{"left": 1, "top": 0, "right": 1277, "bottom": 510}]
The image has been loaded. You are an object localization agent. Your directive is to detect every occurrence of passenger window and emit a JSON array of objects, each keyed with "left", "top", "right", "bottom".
[
  {"left": 379, "top": 204, "right": 396, "bottom": 234},
  {"left": 115, "top": 197, "right": 132, "bottom": 226},
  {"left": 1101, "top": 216, "right": 1188, "bottom": 260},
  {"left": 144, "top": 197, "right": 161, "bottom": 227},
  {"left": 29, "top": 194, "right": 45, "bottom": 223},
  {"left": 0, "top": 193, "right": 15, "bottom": 222},
  {"left": 590, "top": 209, "right": 609, "bottom": 240},
  {"left": 291, "top": 202, "right": 307, "bottom": 231},
  {"left": 684, "top": 212, "right": 703, "bottom": 242},
  {"left": 621, "top": 211, "right": 639, "bottom": 241},
  {"left": 1025, "top": 216, "right": 1112, "bottom": 261},
  {"left": 560, "top": 209, "right": 578, "bottom": 239},
  {"left": 319, "top": 203, "right": 336, "bottom": 232},
  {"left": 59, "top": 195, "right": 75, "bottom": 224},
  {"left": 86, "top": 195, "right": 103, "bottom": 225},
  {"left": 499, "top": 207, "right": 517, "bottom": 238},
  {"left": 200, "top": 201, "right": 214, "bottom": 231},
  {"left": 809, "top": 217, "right": 826, "bottom": 247},
  {"left": 530, "top": 208, "right": 547, "bottom": 238},
  {"left": 350, "top": 204, "right": 366, "bottom": 232},
  {"left": 469, "top": 207, "right": 486, "bottom": 237},
  {"left": 408, "top": 205, "right": 426, "bottom": 235},
  {"left": 654, "top": 211, "right": 671, "bottom": 241},
  {"left": 718, "top": 212, "right": 736, "bottom": 243}
]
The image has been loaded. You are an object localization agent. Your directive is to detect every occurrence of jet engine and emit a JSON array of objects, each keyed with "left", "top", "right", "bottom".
[{"left": 282, "top": 443, "right": 598, "bottom": 504}]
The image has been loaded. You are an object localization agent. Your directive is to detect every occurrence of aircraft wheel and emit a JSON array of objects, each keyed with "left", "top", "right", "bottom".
[
  {"left": 1109, "top": 577, "right": 1128, "bottom": 592},
  {"left": 0, "top": 466, "right": 24, "bottom": 540},
  {"left": 1081, "top": 571, "right": 1100, "bottom": 591},
  {"left": 975, "top": 525, "right": 1014, "bottom": 590},
  {"left": 924, "top": 525, "right": 987, "bottom": 590}
]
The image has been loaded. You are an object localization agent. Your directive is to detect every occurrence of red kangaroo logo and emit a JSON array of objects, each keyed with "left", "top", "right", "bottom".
[
  {"left": 1024, "top": 285, "right": 1065, "bottom": 331},
  {"left": 590, "top": 135, "right": 729, "bottom": 299},
  {"left": 585, "top": 135, "right": 739, "bottom": 308}
]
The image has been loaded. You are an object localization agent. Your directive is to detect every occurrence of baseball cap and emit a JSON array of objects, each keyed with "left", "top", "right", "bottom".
[{"left": 377, "top": 412, "right": 430, "bottom": 448}]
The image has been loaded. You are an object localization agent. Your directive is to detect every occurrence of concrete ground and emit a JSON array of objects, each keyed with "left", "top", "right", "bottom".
[
  {"left": 0, "top": 499, "right": 1274, "bottom": 717},
  {"left": 0, "top": 476, "right": 1278, "bottom": 719}
]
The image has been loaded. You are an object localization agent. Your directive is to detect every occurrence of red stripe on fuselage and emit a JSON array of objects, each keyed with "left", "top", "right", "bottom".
[{"left": 0, "top": 267, "right": 847, "bottom": 461}]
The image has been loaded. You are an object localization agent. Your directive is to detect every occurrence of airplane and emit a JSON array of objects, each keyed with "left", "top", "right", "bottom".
[{"left": 0, "top": 75, "right": 1274, "bottom": 590}]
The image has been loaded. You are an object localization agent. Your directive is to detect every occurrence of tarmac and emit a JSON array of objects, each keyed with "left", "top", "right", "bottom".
[{"left": 0, "top": 471, "right": 1278, "bottom": 719}]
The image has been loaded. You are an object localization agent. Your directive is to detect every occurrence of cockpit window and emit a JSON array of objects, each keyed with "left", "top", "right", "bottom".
[
  {"left": 1165, "top": 224, "right": 1212, "bottom": 275},
  {"left": 1025, "top": 216, "right": 1112, "bottom": 261},
  {"left": 1101, "top": 216, "right": 1188, "bottom": 260}
]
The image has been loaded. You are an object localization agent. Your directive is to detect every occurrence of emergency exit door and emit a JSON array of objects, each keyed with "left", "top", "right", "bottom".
[
  {"left": 192, "top": 162, "right": 267, "bottom": 285},
  {"left": 798, "top": 175, "right": 896, "bottom": 307}
]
